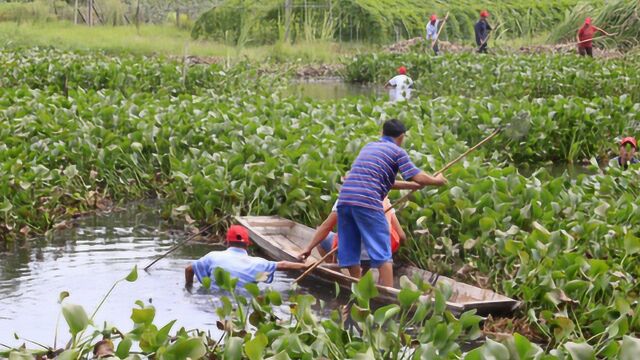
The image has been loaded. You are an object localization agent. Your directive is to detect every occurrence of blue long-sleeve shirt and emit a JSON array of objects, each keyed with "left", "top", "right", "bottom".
[{"left": 474, "top": 19, "right": 492, "bottom": 45}]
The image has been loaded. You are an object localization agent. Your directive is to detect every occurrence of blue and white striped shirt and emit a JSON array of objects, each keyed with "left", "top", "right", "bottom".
[{"left": 338, "top": 136, "right": 421, "bottom": 210}]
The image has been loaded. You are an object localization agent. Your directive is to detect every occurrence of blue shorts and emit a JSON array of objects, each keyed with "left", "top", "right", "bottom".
[
  {"left": 337, "top": 204, "right": 391, "bottom": 268},
  {"left": 320, "top": 232, "right": 335, "bottom": 253}
]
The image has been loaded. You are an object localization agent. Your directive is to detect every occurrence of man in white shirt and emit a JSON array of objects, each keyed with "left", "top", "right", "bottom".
[
  {"left": 385, "top": 66, "right": 413, "bottom": 102},
  {"left": 426, "top": 14, "right": 440, "bottom": 55}
]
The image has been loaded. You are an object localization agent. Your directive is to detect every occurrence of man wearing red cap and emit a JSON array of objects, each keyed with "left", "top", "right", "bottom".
[
  {"left": 385, "top": 66, "right": 413, "bottom": 102},
  {"left": 577, "top": 17, "right": 611, "bottom": 57},
  {"left": 426, "top": 14, "right": 440, "bottom": 55},
  {"left": 609, "top": 137, "right": 639, "bottom": 170},
  {"left": 474, "top": 10, "right": 492, "bottom": 53},
  {"left": 185, "top": 225, "right": 306, "bottom": 288}
]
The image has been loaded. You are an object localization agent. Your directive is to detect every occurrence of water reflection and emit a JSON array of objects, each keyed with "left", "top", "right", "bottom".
[{"left": 285, "top": 79, "right": 384, "bottom": 100}]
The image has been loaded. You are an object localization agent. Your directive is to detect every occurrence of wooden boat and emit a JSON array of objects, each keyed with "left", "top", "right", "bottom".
[{"left": 236, "top": 215, "right": 520, "bottom": 316}]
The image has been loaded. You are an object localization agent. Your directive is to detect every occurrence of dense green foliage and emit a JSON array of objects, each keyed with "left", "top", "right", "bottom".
[
  {"left": 342, "top": 52, "right": 640, "bottom": 101},
  {"left": 192, "top": 0, "right": 578, "bottom": 45},
  {"left": 549, "top": 0, "right": 640, "bottom": 50},
  {"left": 2, "top": 48, "right": 640, "bottom": 355}
]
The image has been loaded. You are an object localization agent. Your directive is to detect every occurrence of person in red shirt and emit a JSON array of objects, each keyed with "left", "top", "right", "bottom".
[{"left": 576, "top": 17, "right": 611, "bottom": 57}]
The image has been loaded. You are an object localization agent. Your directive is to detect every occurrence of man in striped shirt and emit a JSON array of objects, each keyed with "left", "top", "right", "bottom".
[{"left": 337, "top": 119, "right": 447, "bottom": 287}]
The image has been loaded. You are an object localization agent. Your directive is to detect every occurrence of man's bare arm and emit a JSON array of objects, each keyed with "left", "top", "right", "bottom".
[
  {"left": 276, "top": 261, "right": 308, "bottom": 270},
  {"left": 389, "top": 213, "right": 406, "bottom": 244},
  {"left": 409, "top": 171, "right": 447, "bottom": 187},
  {"left": 297, "top": 212, "right": 338, "bottom": 260},
  {"left": 185, "top": 264, "right": 195, "bottom": 287},
  {"left": 392, "top": 180, "right": 422, "bottom": 190}
]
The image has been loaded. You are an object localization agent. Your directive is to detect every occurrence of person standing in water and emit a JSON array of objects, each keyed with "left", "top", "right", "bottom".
[{"left": 385, "top": 66, "right": 413, "bottom": 102}]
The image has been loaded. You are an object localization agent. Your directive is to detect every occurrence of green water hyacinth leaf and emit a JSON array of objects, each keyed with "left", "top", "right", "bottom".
[
  {"left": 245, "top": 333, "right": 268, "bottom": 360},
  {"left": 202, "top": 276, "right": 212, "bottom": 290},
  {"left": 115, "top": 336, "right": 133, "bottom": 359},
  {"left": 224, "top": 336, "right": 244, "bottom": 360},
  {"left": 63, "top": 165, "right": 78, "bottom": 178},
  {"left": 352, "top": 271, "right": 378, "bottom": 305},
  {"left": 245, "top": 282, "right": 259, "bottom": 297},
  {"left": 479, "top": 217, "right": 496, "bottom": 232},
  {"left": 165, "top": 337, "right": 206, "bottom": 360},
  {"left": 350, "top": 304, "right": 370, "bottom": 323},
  {"left": 55, "top": 350, "right": 80, "bottom": 360},
  {"left": 373, "top": 304, "right": 400, "bottom": 326},
  {"left": 131, "top": 305, "right": 155, "bottom": 325},
  {"left": 623, "top": 232, "right": 640, "bottom": 255},
  {"left": 125, "top": 265, "right": 138, "bottom": 282},
  {"left": 564, "top": 342, "right": 595, "bottom": 360},
  {"left": 482, "top": 338, "right": 510, "bottom": 360},
  {"left": 398, "top": 287, "right": 421, "bottom": 308},
  {"left": 62, "top": 303, "right": 90, "bottom": 336}
]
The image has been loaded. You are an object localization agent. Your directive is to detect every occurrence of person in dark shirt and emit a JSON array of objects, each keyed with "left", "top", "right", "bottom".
[
  {"left": 576, "top": 17, "right": 611, "bottom": 57},
  {"left": 474, "top": 10, "right": 492, "bottom": 53}
]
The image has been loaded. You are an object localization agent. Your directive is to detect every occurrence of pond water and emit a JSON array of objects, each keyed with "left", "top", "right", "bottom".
[
  {"left": 285, "top": 79, "right": 384, "bottom": 100},
  {"left": 0, "top": 202, "right": 342, "bottom": 346}
]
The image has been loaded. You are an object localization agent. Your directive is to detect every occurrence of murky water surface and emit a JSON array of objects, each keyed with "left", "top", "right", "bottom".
[
  {"left": 285, "top": 79, "right": 384, "bottom": 100},
  {"left": 0, "top": 203, "right": 341, "bottom": 345}
]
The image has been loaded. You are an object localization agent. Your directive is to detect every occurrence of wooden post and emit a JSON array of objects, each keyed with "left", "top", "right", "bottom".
[
  {"left": 87, "top": 0, "right": 93, "bottom": 26},
  {"left": 92, "top": 0, "right": 104, "bottom": 24},
  {"left": 74, "top": 0, "right": 78, "bottom": 24},
  {"left": 284, "top": 0, "right": 292, "bottom": 42},
  {"left": 135, "top": 0, "right": 141, "bottom": 30},
  {"left": 176, "top": 7, "right": 180, "bottom": 27}
]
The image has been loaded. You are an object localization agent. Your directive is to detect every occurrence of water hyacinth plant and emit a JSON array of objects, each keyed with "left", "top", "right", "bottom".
[{"left": 1, "top": 48, "right": 639, "bottom": 355}]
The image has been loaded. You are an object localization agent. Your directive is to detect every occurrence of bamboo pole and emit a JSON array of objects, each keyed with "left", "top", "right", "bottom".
[
  {"left": 294, "top": 247, "right": 337, "bottom": 283},
  {"left": 386, "top": 128, "right": 501, "bottom": 213}
]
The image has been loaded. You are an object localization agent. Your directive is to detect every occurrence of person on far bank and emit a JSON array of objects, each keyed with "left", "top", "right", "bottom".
[
  {"left": 609, "top": 137, "right": 639, "bottom": 170},
  {"left": 385, "top": 66, "right": 413, "bottom": 102},
  {"left": 337, "top": 119, "right": 447, "bottom": 288},
  {"left": 577, "top": 17, "right": 611, "bottom": 57},
  {"left": 426, "top": 14, "right": 440, "bottom": 55},
  {"left": 474, "top": 10, "right": 492, "bottom": 54},
  {"left": 185, "top": 225, "right": 307, "bottom": 289}
]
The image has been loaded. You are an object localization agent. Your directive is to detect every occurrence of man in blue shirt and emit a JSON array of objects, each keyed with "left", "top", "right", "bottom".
[
  {"left": 185, "top": 225, "right": 307, "bottom": 289},
  {"left": 337, "top": 119, "right": 447, "bottom": 287},
  {"left": 474, "top": 10, "right": 492, "bottom": 53}
]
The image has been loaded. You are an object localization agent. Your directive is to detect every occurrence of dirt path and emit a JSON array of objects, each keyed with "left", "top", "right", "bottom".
[{"left": 385, "top": 37, "right": 626, "bottom": 58}]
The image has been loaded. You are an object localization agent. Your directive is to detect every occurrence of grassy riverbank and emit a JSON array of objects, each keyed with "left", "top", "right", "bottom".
[{"left": 0, "top": 21, "right": 373, "bottom": 62}]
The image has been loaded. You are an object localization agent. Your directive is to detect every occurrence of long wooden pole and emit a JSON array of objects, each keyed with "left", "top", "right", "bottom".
[
  {"left": 294, "top": 247, "right": 337, "bottom": 283},
  {"left": 144, "top": 214, "right": 230, "bottom": 271},
  {"left": 573, "top": 33, "right": 616, "bottom": 46},
  {"left": 386, "top": 128, "right": 501, "bottom": 213}
]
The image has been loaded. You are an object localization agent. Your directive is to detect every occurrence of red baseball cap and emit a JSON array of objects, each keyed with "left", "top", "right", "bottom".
[
  {"left": 398, "top": 66, "right": 407, "bottom": 75},
  {"left": 620, "top": 136, "right": 637, "bottom": 149},
  {"left": 430, "top": 14, "right": 437, "bottom": 21},
  {"left": 585, "top": 17, "right": 591, "bottom": 25},
  {"left": 226, "top": 225, "right": 251, "bottom": 246},
  {"left": 480, "top": 10, "right": 489, "bottom": 17}
]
